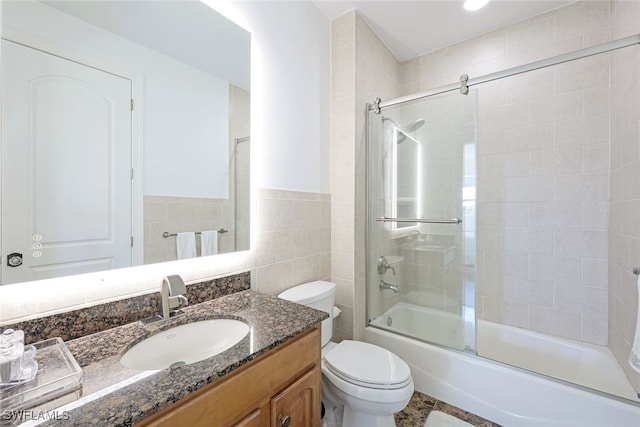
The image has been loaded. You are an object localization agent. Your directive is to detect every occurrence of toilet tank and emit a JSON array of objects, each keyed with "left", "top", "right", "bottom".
[{"left": 278, "top": 281, "right": 336, "bottom": 347}]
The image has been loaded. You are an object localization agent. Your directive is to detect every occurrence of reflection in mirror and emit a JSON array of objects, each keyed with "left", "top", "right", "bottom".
[
  {"left": 0, "top": 1, "right": 250, "bottom": 285},
  {"left": 383, "top": 117, "right": 422, "bottom": 230}
]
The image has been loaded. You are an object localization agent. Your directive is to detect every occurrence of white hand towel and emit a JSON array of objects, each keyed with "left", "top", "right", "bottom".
[
  {"left": 629, "top": 273, "right": 640, "bottom": 373},
  {"left": 176, "top": 232, "right": 196, "bottom": 260},
  {"left": 200, "top": 230, "right": 218, "bottom": 256}
]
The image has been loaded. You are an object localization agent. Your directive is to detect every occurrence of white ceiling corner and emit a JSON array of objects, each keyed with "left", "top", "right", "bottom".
[{"left": 311, "top": 0, "right": 574, "bottom": 62}]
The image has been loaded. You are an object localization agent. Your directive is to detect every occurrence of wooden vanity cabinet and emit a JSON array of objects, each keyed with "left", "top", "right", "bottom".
[
  {"left": 270, "top": 366, "right": 321, "bottom": 427},
  {"left": 138, "top": 326, "right": 321, "bottom": 427}
]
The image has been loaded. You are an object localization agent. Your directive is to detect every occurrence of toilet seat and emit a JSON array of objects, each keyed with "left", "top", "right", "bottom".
[{"left": 323, "top": 340, "right": 412, "bottom": 390}]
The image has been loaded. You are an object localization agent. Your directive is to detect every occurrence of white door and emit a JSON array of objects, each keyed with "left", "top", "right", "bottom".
[{"left": 1, "top": 39, "right": 132, "bottom": 284}]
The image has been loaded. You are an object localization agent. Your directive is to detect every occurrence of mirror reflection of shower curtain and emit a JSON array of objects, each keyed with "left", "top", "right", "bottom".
[{"left": 234, "top": 137, "right": 250, "bottom": 251}]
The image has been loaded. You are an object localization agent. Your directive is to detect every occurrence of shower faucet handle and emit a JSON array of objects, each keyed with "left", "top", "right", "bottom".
[{"left": 377, "top": 256, "right": 396, "bottom": 275}]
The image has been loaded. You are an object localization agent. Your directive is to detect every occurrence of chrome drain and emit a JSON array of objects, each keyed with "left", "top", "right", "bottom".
[{"left": 387, "top": 317, "right": 393, "bottom": 327}]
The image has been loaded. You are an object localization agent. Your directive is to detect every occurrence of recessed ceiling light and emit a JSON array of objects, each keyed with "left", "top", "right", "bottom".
[{"left": 464, "top": 0, "right": 489, "bottom": 11}]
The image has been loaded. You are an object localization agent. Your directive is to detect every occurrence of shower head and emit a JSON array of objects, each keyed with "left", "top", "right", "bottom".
[
  {"left": 403, "top": 119, "right": 425, "bottom": 133},
  {"left": 383, "top": 117, "right": 425, "bottom": 144},
  {"left": 382, "top": 117, "right": 425, "bottom": 136}
]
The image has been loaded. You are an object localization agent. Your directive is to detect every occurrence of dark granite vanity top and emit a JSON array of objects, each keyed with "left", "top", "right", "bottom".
[{"left": 10, "top": 290, "right": 327, "bottom": 426}]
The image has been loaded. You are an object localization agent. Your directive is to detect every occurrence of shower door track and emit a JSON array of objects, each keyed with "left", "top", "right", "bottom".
[{"left": 370, "top": 33, "right": 640, "bottom": 112}]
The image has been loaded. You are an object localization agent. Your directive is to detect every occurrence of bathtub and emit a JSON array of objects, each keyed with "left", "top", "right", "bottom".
[{"left": 366, "top": 302, "right": 640, "bottom": 427}]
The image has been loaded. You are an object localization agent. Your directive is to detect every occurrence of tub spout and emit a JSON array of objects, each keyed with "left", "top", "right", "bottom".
[{"left": 379, "top": 280, "right": 400, "bottom": 293}]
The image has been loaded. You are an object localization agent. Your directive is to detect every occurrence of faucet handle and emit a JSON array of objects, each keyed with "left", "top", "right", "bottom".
[
  {"left": 164, "top": 275, "right": 187, "bottom": 295},
  {"left": 377, "top": 256, "right": 396, "bottom": 275},
  {"left": 168, "top": 294, "right": 189, "bottom": 311},
  {"left": 160, "top": 275, "right": 188, "bottom": 320}
]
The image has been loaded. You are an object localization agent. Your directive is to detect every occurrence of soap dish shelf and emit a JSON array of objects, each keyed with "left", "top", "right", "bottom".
[{"left": 0, "top": 337, "right": 83, "bottom": 412}]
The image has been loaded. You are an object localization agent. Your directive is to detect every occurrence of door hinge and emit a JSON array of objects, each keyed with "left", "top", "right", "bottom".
[
  {"left": 131, "top": 168, "right": 134, "bottom": 180},
  {"left": 131, "top": 236, "right": 134, "bottom": 247},
  {"left": 130, "top": 99, "right": 134, "bottom": 111}
]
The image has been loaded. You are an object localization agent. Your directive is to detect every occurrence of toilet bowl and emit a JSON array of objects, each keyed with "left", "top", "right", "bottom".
[{"left": 279, "top": 281, "right": 414, "bottom": 427}]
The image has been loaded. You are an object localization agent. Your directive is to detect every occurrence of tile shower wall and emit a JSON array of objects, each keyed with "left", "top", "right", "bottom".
[
  {"left": 609, "top": 0, "right": 640, "bottom": 395},
  {"left": 399, "top": 0, "right": 611, "bottom": 345},
  {"left": 330, "top": 12, "right": 400, "bottom": 341}
]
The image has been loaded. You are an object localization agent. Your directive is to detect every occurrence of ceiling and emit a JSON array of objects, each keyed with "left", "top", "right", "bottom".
[
  {"left": 311, "top": 0, "right": 574, "bottom": 62},
  {"left": 43, "top": 1, "right": 251, "bottom": 89},
  {"left": 42, "top": 0, "right": 574, "bottom": 82}
]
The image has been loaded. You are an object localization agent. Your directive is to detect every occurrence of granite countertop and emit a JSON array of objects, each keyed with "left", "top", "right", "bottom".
[{"left": 12, "top": 290, "right": 327, "bottom": 426}]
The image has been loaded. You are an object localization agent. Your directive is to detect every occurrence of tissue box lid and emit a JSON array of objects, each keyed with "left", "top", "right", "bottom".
[{"left": 0, "top": 337, "right": 83, "bottom": 412}]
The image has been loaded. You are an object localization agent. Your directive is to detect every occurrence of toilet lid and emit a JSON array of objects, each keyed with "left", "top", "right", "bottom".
[{"left": 324, "top": 340, "right": 411, "bottom": 389}]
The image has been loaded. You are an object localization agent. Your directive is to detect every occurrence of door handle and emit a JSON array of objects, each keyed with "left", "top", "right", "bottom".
[
  {"left": 7, "top": 253, "right": 23, "bottom": 267},
  {"left": 278, "top": 415, "right": 291, "bottom": 427}
]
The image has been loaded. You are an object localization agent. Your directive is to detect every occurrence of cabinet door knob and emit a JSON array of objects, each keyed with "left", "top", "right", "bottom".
[{"left": 278, "top": 415, "right": 291, "bottom": 427}]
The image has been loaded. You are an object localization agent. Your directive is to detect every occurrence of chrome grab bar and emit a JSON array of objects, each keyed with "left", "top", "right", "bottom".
[{"left": 375, "top": 217, "right": 462, "bottom": 224}]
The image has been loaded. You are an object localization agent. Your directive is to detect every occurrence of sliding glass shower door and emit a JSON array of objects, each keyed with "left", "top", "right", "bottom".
[{"left": 367, "top": 90, "right": 477, "bottom": 352}]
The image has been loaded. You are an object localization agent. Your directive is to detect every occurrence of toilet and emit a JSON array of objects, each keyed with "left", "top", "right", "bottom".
[{"left": 279, "top": 281, "right": 414, "bottom": 427}]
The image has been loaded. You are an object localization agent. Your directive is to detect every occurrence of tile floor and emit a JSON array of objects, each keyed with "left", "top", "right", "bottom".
[{"left": 395, "top": 391, "right": 502, "bottom": 427}]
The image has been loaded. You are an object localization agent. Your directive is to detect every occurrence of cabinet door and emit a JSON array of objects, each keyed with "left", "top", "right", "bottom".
[{"left": 271, "top": 367, "right": 321, "bottom": 427}]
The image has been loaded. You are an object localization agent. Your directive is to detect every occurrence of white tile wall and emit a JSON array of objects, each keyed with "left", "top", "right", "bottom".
[
  {"left": 609, "top": 0, "right": 640, "bottom": 396},
  {"left": 399, "top": 1, "right": 613, "bottom": 346},
  {"left": 330, "top": 11, "right": 401, "bottom": 342},
  {"left": 253, "top": 188, "right": 331, "bottom": 294},
  {"left": 330, "top": 12, "right": 357, "bottom": 343}
]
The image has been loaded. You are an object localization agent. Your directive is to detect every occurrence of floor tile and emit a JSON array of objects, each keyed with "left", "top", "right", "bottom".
[{"left": 395, "top": 391, "right": 502, "bottom": 427}]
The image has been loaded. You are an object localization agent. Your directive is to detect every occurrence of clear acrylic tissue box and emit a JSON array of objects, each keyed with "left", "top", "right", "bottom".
[{"left": 0, "top": 337, "right": 83, "bottom": 412}]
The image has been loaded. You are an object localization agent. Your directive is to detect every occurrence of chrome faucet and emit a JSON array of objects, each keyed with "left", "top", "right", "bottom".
[
  {"left": 377, "top": 256, "right": 396, "bottom": 275},
  {"left": 379, "top": 280, "right": 400, "bottom": 293},
  {"left": 161, "top": 275, "right": 189, "bottom": 320}
]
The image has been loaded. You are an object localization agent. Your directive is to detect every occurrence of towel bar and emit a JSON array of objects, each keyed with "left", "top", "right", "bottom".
[
  {"left": 375, "top": 217, "right": 462, "bottom": 224},
  {"left": 163, "top": 229, "right": 228, "bottom": 238}
]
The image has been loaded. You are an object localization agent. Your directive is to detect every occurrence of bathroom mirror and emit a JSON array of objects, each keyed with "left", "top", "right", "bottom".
[{"left": 0, "top": 0, "right": 251, "bottom": 285}]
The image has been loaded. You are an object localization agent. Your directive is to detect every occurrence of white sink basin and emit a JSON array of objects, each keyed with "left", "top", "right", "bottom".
[{"left": 120, "top": 319, "right": 250, "bottom": 370}]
